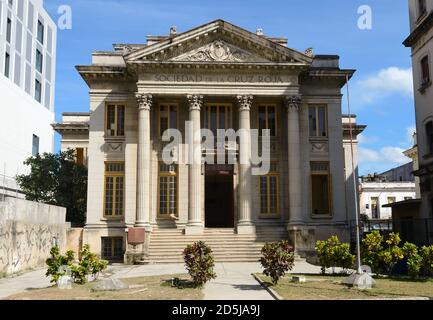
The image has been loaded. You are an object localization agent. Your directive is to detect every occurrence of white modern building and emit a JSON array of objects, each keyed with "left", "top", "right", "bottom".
[{"left": 0, "top": 0, "right": 57, "bottom": 197}]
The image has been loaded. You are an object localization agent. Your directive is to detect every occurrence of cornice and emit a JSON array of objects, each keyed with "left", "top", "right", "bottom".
[
  {"left": 128, "top": 61, "right": 309, "bottom": 73},
  {"left": 342, "top": 124, "right": 367, "bottom": 136},
  {"left": 403, "top": 11, "right": 433, "bottom": 47},
  {"left": 76, "top": 65, "right": 135, "bottom": 86},
  {"left": 52, "top": 123, "right": 89, "bottom": 133}
]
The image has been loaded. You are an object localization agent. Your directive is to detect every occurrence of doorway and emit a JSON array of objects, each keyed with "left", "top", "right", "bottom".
[{"left": 205, "top": 165, "right": 234, "bottom": 228}]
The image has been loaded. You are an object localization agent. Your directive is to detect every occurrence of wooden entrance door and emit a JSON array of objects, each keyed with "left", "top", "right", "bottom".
[{"left": 205, "top": 165, "right": 234, "bottom": 228}]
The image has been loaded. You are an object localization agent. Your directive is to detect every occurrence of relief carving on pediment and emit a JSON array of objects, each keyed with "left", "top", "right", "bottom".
[{"left": 171, "top": 40, "right": 267, "bottom": 63}]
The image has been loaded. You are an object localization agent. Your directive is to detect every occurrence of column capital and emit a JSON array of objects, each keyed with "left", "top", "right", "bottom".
[
  {"left": 284, "top": 95, "right": 302, "bottom": 112},
  {"left": 136, "top": 93, "right": 153, "bottom": 111},
  {"left": 237, "top": 95, "right": 253, "bottom": 111},
  {"left": 187, "top": 95, "right": 204, "bottom": 111}
]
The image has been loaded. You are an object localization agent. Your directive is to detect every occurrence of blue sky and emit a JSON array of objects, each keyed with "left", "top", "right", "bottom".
[{"left": 45, "top": 0, "right": 415, "bottom": 176}]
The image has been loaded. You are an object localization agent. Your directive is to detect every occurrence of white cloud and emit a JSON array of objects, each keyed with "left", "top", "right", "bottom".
[
  {"left": 356, "top": 67, "right": 414, "bottom": 103},
  {"left": 358, "top": 134, "right": 379, "bottom": 144},
  {"left": 406, "top": 126, "right": 416, "bottom": 145},
  {"left": 359, "top": 146, "right": 410, "bottom": 165},
  {"left": 358, "top": 126, "right": 416, "bottom": 174},
  {"left": 381, "top": 147, "right": 409, "bottom": 164},
  {"left": 359, "top": 147, "right": 381, "bottom": 163}
]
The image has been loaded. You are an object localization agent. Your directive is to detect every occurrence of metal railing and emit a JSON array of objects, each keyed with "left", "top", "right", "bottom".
[{"left": 349, "top": 218, "right": 433, "bottom": 246}]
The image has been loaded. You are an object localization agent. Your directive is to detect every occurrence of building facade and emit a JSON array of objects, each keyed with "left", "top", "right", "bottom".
[
  {"left": 380, "top": 162, "right": 415, "bottom": 183},
  {"left": 404, "top": 0, "right": 433, "bottom": 244},
  {"left": 0, "top": 0, "right": 57, "bottom": 197},
  {"left": 359, "top": 161, "right": 417, "bottom": 220},
  {"left": 403, "top": 132, "right": 421, "bottom": 198},
  {"left": 359, "top": 180, "right": 416, "bottom": 220},
  {"left": 55, "top": 20, "right": 363, "bottom": 262}
]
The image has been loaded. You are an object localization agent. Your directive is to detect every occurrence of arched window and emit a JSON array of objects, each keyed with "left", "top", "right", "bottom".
[{"left": 421, "top": 55, "right": 430, "bottom": 86}]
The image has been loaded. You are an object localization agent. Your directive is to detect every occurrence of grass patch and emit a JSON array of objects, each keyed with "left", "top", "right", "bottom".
[
  {"left": 256, "top": 274, "right": 433, "bottom": 300},
  {"left": 4, "top": 274, "right": 203, "bottom": 300}
]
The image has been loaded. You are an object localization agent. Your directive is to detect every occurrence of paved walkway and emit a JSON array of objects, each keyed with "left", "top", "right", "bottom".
[
  {"left": 204, "top": 263, "right": 273, "bottom": 300},
  {"left": 202, "top": 261, "right": 326, "bottom": 300},
  {"left": 0, "top": 260, "right": 325, "bottom": 300},
  {"left": 0, "top": 269, "right": 52, "bottom": 299}
]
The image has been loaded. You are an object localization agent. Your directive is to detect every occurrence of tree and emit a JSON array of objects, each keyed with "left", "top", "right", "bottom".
[{"left": 16, "top": 149, "right": 87, "bottom": 226}]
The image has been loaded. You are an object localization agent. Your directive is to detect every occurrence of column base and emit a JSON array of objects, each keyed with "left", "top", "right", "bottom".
[
  {"left": 125, "top": 230, "right": 151, "bottom": 264},
  {"left": 236, "top": 225, "right": 256, "bottom": 235},
  {"left": 124, "top": 249, "right": 146, "bottom": 265},
  {"left": 287, "top": 224, "right": 316, "bottom": 258},
  {"left": 134, "top": 222, "right": 153, "bottom": 233},
  {"left": 184, "top": 225, "right": 204, "bottom": 235}
]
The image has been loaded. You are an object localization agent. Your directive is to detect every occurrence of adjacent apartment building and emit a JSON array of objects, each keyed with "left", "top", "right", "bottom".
[
  {"left": 403, "top": 0, "right": 433, "bottom": 244},
  {"left": 55, "top": 20, "right": 364, "bottom": 263},
  {"left": 0, "top": 0, "right": 57, "bottom": 197},
  {"left": 359, "top": 164, "right": 416, "bottom": 220}
]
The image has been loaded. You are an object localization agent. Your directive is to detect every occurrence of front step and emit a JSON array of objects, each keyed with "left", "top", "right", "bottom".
[
  {"left": 138, "top": 255, "right": 305, "bottom": 265},
  {"left": 139, "top": 227, "right": 304, "bottom": 264}
]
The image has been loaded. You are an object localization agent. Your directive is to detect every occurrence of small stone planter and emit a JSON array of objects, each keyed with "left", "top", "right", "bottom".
[{"left": 57, "top": 275, "right": 72, "bottom": 290}]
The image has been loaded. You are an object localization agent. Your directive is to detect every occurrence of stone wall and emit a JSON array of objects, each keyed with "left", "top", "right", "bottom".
[
  {"left": 0, "top": 198, "right": 67, "bottom": 275},
  {"left": 66, "top": 228, "right": 83, "bottom": 258}
]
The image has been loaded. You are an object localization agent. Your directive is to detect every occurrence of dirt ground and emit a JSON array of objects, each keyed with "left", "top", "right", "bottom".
[{"left": 4, "top": 274, "right": 203, "bottom": 300}]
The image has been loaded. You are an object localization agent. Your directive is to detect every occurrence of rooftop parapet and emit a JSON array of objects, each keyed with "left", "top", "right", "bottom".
[{"left": 311, "top": 55, "right": 340, "bottom": 69}]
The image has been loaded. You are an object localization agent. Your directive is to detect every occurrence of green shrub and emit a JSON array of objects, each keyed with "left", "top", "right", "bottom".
[
  {"left": 402, "top": 242, "right": 423, "bottom": 278},
  {"left": 45, "top": 246, "right": 75, "bottom": 284},
  {"left": 315, "top": 236, "right": 355, "bottom": 274},
  {"left": 183, "top": 241, "right": 217, "bottom": 287},
  {"left": 70, "top": 264, "right": 88, "bottom": 285},
  {"left": 420, "top": 245, "right": 433, "bottom": 276},
  {"left": 379, "top": 233, "right": 404, "bottom": 275},
  {"left": 78, "top": 245, "right": 108, "bottom": 280},
  {"left": 260, "top": 241, "right": 295, "bottom": 284},
  {"left": 361, "top": 231, "right": 383, "bottom": 274},
  {"left": 315, "top": 240, "right": 331, "bottom": 273},
  {"left": 45, "top": 245, "right": 108, "bottom": 285},
  {"left": 334, "top": 242, "right": 356, "bottom": 271},
  {"left": 69, "top": 245, "right": 108, "bottom": 284}
]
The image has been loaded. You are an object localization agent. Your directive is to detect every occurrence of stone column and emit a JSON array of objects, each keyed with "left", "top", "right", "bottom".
[
  {"left": 185, "top": 95, "right": 204, "bottom": 235},
  {"left": 236, "top": 95, "right": 255, "bottom": 234},
  {"left": 135, "top": 94, "right": 153, "bottom": 231},
  {"left": 285, "top": 96, "right": 303, "bottom": 224}
]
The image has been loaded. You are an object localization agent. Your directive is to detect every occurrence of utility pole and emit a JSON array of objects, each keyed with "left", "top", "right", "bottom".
[{"left": 343, "top": 74, "right": 375, "bottom": 289}]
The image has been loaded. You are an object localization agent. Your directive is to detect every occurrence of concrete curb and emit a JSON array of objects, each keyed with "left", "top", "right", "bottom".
[{"left": 251, "top": 273, "right": 283, "bottom": 301}]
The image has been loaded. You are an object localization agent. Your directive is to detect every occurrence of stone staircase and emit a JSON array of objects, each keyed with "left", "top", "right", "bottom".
[{"left": 139, "top": 227, "right": 303, "bottom": 264}]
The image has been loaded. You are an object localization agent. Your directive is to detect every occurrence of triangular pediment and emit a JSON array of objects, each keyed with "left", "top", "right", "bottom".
[{"left": 125, "top": 20, "right": 313, "bottom": 65}]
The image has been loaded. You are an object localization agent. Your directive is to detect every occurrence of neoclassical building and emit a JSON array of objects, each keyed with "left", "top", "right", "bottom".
[{"left": 55, "top": 20, "right": 364, "bottom": 263}]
